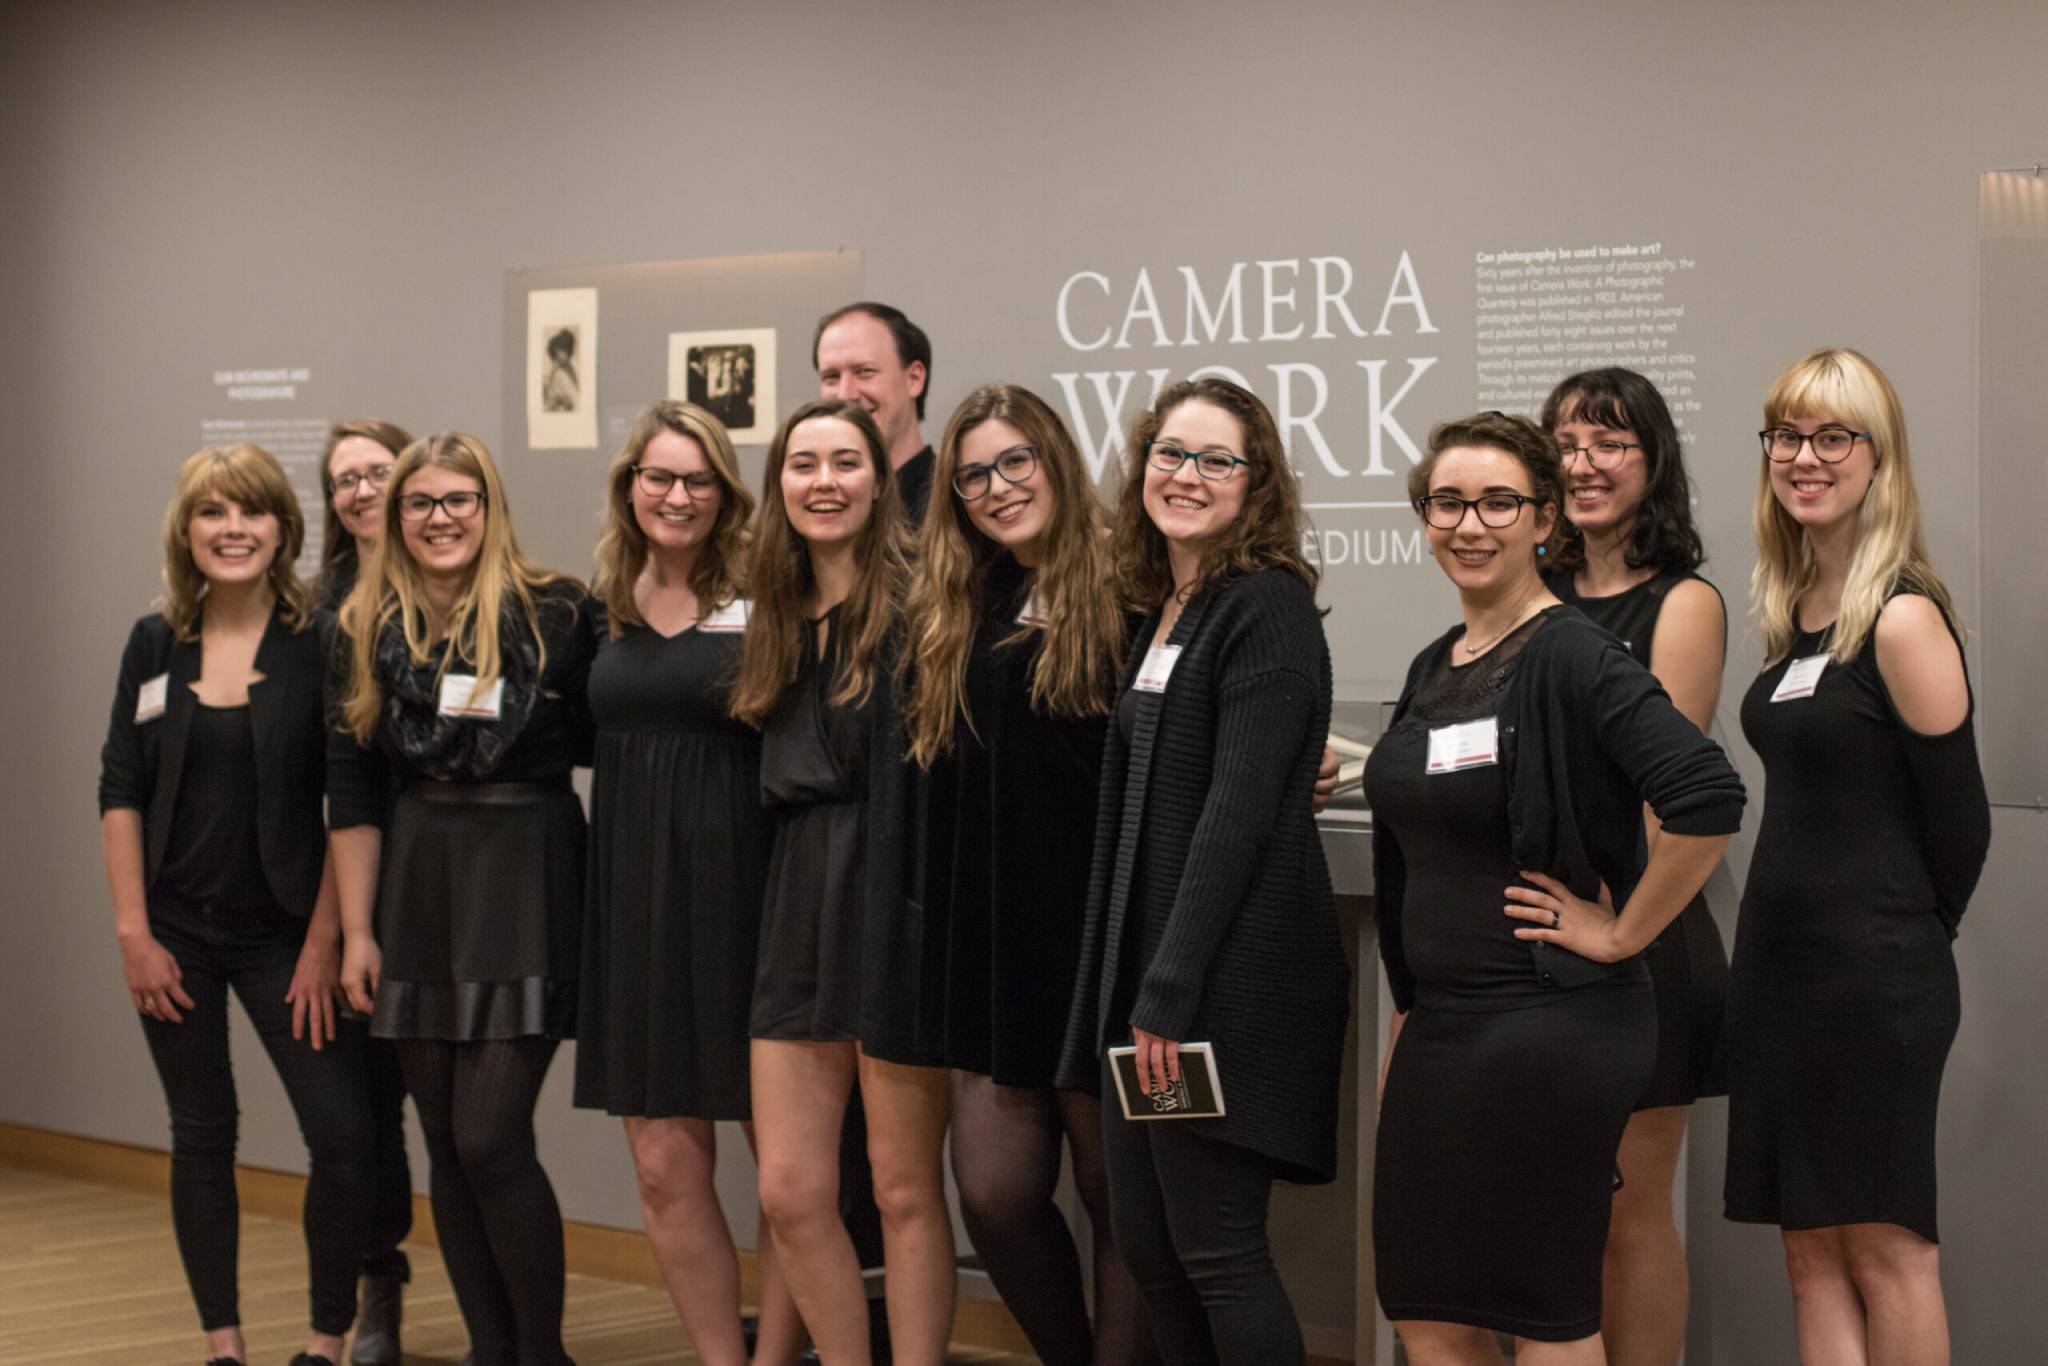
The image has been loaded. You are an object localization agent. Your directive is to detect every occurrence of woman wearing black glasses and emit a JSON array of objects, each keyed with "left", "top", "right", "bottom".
[
  {"left": 1538, "top": 369, "right": 1726, "bottom": 1366},
  {"left": 1058, "top": 377, "right": 1344, "bottom": 1364},
  {"left": 330, "top": 433, "right": 597, "bottom": 1366},
  {"left": 1365, "top": 412, "right": 1742, "bottom": 1365},
  {"left": 901, "top": 384, "right": 1153, "bottom": 1364}
]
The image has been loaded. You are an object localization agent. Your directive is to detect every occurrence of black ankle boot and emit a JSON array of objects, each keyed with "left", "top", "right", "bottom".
[{"left": 349, "top": 1272, "right": 402, "bottom": 1365}]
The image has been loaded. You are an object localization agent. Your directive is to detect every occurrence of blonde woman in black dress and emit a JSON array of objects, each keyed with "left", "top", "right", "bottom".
[
  {"left": 1726, "top": 348, "right": 1989, "bottom": 1364},
  {"left": 576, "top": 401, "right": 803, "bottom": 1365}
]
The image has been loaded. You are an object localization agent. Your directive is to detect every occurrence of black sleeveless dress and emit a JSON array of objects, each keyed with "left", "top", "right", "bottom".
[
  {"left": 1545, "top": 568, "right": 1730, "bottom": 1107},
  {"left": 1367, "top": 612, "right": 1654, "bottom": 1341},
  {"left": 575, "top": 618, "right": 766, "bottom": 1119},
  {"left": 1724, "top": 605, "right": 1989, "bottom": 1243}
]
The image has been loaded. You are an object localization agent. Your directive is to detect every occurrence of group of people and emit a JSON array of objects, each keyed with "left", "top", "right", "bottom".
[{"left": 98, "top": 294, "right": 1989, "bottom": 1366}]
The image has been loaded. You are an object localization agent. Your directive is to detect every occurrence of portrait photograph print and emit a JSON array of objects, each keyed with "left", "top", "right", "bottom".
[
  {"left": 526, "top": 286, "right": 599, "bottom": 449},
  {"left": 667, "top": 327, "right": 776, "bottom": 445}
]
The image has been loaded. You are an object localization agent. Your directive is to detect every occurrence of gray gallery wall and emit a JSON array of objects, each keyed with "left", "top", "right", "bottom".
[{"left": 3, "top": 2, "right": 2044, "bottom": 1360}]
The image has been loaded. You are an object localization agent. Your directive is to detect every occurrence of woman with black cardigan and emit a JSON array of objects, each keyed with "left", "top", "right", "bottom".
[
  {"left": 1059, "top": 377, "right": 1345, "bottom": 1364},
  {"left": 99, "top": 443, "right": 370, "bottom": 1366},
  {"left": 1366, "top": 412, "right": 1743, "bottom": 1365}
]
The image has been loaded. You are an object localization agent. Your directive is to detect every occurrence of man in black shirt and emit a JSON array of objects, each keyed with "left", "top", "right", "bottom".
[{"left": 813, "top": 301, "right": 935, "bottom": 521}]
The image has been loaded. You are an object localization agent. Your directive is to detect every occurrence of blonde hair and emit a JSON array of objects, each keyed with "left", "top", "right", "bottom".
[
  {"left": 159, "top": 443, "right": 311, "bottom": 641},
  {"left": 904, "top": 384, "right": 1127, "bottom": 766},
  {"left": 729, "top": 400, "right": 909, "bottom": 728},
  {"left": 1750, "top": 347, "right": 1959, "bottom": 666},
  {"left": 339, "top": 432, "right": 573, "bottom": 742},
  {"left": 592, "top": 401, "right": 754, "bottom": 638}
]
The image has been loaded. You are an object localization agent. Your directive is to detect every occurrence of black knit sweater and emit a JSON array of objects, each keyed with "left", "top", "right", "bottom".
[{"left": 1057, "top": 567, "right": 1349, "bottom": 1183}]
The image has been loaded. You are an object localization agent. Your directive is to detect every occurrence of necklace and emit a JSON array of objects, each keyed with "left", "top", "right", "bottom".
[{"left": 1458, "top": 596, "right": 1541, "bottom": 660}]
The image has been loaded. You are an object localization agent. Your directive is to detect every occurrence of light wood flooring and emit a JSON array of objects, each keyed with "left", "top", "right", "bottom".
[{"left": 0, "top": 1166, "right": 1033, "bottom": 1365}]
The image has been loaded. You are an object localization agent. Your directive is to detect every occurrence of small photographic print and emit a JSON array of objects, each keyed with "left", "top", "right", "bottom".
[
  {"left": 527, "top": 287, "right": 599, "bottom": 449},
  {"left": 668, "top": 328, "right": 777, "bottom": 444}
]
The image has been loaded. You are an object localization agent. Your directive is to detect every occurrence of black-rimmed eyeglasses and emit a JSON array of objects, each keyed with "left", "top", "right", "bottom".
[
  {"left": 1414, "top": 493, "right": 1540, "bottom": 529},
  {"left": 1147, "top": 440, "right": 1249, "bottom": 481},
  {"left": 952, "top": 445, "right": 1039, "bottom": 501},
  {"left": 1555, "top": 440, "right": 1640, "bottom": 471},
  {"left": 1760, "top": 426, "right": 1869, "bottom": 463},
  {"left": 396, "top": 490, "right": 487, "bottom": 522},
  {"left": 331, "top": 465, "right": 395, "bottom": 497},
  {"left": 633, "top": 465, "right": 720, "bottom": 499}
]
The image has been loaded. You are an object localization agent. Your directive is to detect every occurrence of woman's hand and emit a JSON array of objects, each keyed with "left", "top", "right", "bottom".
[
  {"left": 286, "top": 929, "right": 341, "bottom": 1050},
  {"left": 1505, "top": 872, "right": 1630, "bottom": 962},
  {"left": 339, "top": 933, "right": 381, "bottom": 1016},
  {"left": 1311, "top": 744, "right": 1339, "bottom": 814},
  {"left": 120, "top": 931, "right": 194, "bottom": 1023},
  {"left": 1130, "top": 1025, "right": 1182, "bottom": 1098}
]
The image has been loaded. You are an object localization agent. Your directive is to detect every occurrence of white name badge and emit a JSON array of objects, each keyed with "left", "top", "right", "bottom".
[
  {"left": 1133, "top": 643, "right": 1182, "bottom": 694},
  {"left": 1771, "top": 654, "right": 1828, "bottom": 702},
  {"left": 1426, "top": 716, "right": 1499, "bottom": 774},
  {"left": 134, "top": 673, "right": 169, "bottom": 724},
  {"left": 1015, "top": 591, "right": 1050, "bottom": 628},
  {"left": 438, "top": 674, "right": 504, "bottom": 719},
  {"left": 698, "top": 598, "right": 751, "bottom": 634}
]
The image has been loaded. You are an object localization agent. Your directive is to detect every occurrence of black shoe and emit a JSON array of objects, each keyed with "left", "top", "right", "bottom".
[
  {"left": 204, "top": 1359, "right": 244, "bottom": 1366},
  {"left": 350, "top": 1273, "right": 403, "bottom": 1365},
  {"left": 288, "top": 1356, "right": 337, "bottom": 1366}
]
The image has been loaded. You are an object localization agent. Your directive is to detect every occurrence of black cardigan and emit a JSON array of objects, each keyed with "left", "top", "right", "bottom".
[
  {"left": 1373, "top": 608, "right": 1747, "bottom": 1014},
  {"left": 1057, "top": 567, "right": 1349, "bottom": 1183},
  {"left": 98, "top": 605, "right": 333, "bottom": 918}
]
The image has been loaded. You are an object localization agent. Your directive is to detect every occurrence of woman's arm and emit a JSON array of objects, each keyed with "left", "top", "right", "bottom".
[
  {"left": 331, "top": 825, "right": 383, "bottom": 1014},
  {"left": 1641, "top": 578, "right": 1725, "bottom": 855},
  {"left": 1506, "top": 831, "right": 1729, "bottom": 961},
  {"left": 285, "top": 850, "right": 342, "bottom": 1048},
  {"left": 101, "top": 808, "right": 193, "bottom": 1022}
]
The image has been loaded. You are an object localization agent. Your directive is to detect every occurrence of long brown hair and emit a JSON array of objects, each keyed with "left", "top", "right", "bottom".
[
  {"left": 729, "top": 400, "right": 909, "bottom": 727},
  {"left": 339, "top": 433, "right": 572, "bottom": 742},
  {"left": 160, "top": 443, "right": 312, "bottom": 641},
  {"left": 1112, "top": 377, "right": 1319, "bottom": 604},
  {"left": 317, "top": 418, "right": 413, "bottom": 603},
  {"left": 904, "top": 384, "right": 1126, "bottom": 765},
  {"left": 592, "top": 401, "right": 754, "bottom": 637}
]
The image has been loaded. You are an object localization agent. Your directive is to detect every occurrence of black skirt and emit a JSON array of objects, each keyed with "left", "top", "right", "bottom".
[
  {"left": 1636, "top": 891, "right": 1729, "bottom": 1108},
  {"left": 371, "top": 781, "right": 584, "bottom": 1041}
]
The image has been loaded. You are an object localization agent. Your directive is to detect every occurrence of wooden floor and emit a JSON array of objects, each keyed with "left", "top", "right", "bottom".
[{"left": 0, "top": 1166, "right": 1033, "bottom": 1365}]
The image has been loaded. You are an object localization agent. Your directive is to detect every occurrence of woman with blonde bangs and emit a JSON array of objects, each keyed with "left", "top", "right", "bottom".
[
  {"left": 573, "top": 401, "right": 802, "bottom": 1366},
  {"left": 732, "top": 399, "right": 954, "bottom": 1366},
  {"left": 900, "top": 383, "right": 1153, "bottom": 1364},
  {"left": 1057, "top": 377, "right": 1345, "bottom": 1363},
  {"left": 1725, "top": 348, "right": 1989, "bottom": 1364},
  {"left": 100, "top": 444, "right": 372, "bottom": 1366},
  {"left": 330, "top": 432, "right": 598, "bottom": 1366}
]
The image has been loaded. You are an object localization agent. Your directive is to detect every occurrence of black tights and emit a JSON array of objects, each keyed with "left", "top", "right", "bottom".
[
  {"left": 950, "top": 1072, "right": 1158, "bottom": 1366},
  {"left": 398, "top": 1037, "right": 570, "bottom": 1366}
]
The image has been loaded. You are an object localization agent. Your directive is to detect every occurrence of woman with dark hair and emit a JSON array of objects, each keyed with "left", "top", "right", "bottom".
[
  {"left": 732, "top": 399, "right": 954, "bottom": 1366},
  {"left": 1538, "top": 369, "right": 1727, "bottom": 1366},
  {"left": 575, "top": 400, "right": 802, "bottom": 1366},
  {"left": 100, "top": 443, "right": 370, "bottom": 1366},
  {"left": 1728, "top": 349, "right": 1988, "bottom": 1363},
  {"left": 1057, "top": 377, "right": 1345, "bottom": 1363},
  {"left": 1366, "top": 411, "right": 1743, "bottom": 1365},
  {"left": 331, "top": 433, "right": 597, "bottom": 1366},
  {"left": 311, "top": 416, "right": 418, "bottom": 1365},
  {"left": 903, "top": 383, "right": 1154, "bottom": 1364}
]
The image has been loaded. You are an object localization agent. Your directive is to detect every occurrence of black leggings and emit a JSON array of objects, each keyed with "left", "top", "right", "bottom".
[
  {"left": 951, "top": 1072, "right": 1157, "bottom": 1365},
  {"left": 140, "top": 911, "right": 371, "bottom": 1336},
  {"left": 357, "top": 1031, "right": 414, "bottom": 1279},
  {"left": 397, "top": 1037, "right": 569, "bottom": 1366},
  {"left": 1099, "top": 1062, "right": 1301, "bottom": 1365}
]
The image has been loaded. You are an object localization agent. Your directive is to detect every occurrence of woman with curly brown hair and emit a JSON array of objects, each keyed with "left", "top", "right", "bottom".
[{"left": 1057, "top": 376, "right": 1345, "bottom": 1364}]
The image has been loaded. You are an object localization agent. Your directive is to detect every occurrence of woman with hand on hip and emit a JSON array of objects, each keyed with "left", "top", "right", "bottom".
[
  {"left": 1058, "top": 377, "right": 1345, "bottom": 1365},
  {"left": 99, "top": 443, "right": 371, "bottom": 1366},
  {"left": 1538, "top": 368, "right": 1727, "bottom": 1366},
  {"left": 1366, "top": 411, "right": 1742, "bottom": 1366},
  {"left": 903, "top": 383, "right": 1155, "bottom": 1365},
  {"left": 732, "top": 399, "right": 953, "bottom": 1366},
  {"left": 1725, "top": 348, "right": 1989, "bottom": 1365},
  {"left": 575, "top": 400, "right": 803, "bottom": 1366},
  {"left": 330, "top": 433, "right": 597, "bottom": 1366}
]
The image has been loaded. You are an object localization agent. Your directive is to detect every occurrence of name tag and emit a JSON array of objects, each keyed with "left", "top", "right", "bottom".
[
  {"left": 135, "top": 673, "right": 169, "bottom": 724},
  {"left": 438, "top": 674, "right": 504, "bottom": 719},
  {"left": 1771, "top": 654, "right": 1827, "bottom": 702},
  {"left": 1133, "top": 643, "right": 1182, "bottom": 694},
  {"left": 1015, "top": 591, "right": 1049, "bottom": 628},
  {"left": 698, "top": 598, "right": 750, "bottom": 634},
  {"left": 1426, "top": 716, "right": 1499, "bottom": 773}
]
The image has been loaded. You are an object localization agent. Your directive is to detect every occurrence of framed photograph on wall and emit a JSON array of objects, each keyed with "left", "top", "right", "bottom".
[
  {"left": 667, "top": 328, "right": 777, "bottom": 444},
  {"left": 527, "top": 286, "right": 599, "bottom": 449}
]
